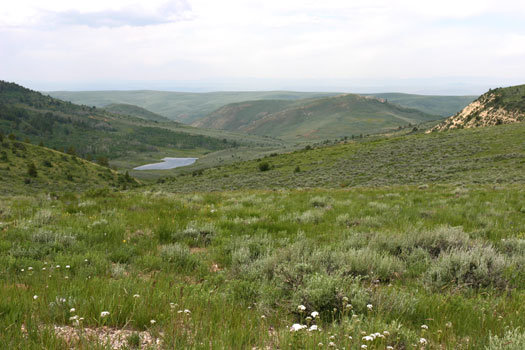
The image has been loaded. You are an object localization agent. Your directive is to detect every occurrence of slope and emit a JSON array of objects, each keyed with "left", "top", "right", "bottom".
[
  {"left": 0, "top": 137, "right": 137, "bottom": 195},
  {"left": 155, "top": 121, "right": 525, "bottom": 192},
  {"left": 47, "top": 90, "right": 339, "bottom": 123},
  {"left": 195, "top": 94, "right": 440, "bottom": 141},
  {"left": 364, "top": 93, "right": 476, "bottom": 116},
  {"left": 103, "top": 103, "right": 170, "bottom": 122},
  {"left": 430, "top": 84, "right": 525, "bottom": 131}
]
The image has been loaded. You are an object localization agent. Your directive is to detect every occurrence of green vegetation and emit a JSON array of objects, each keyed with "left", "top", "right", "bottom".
[
  {"left": 1, "top": 185, "right": 524, "bottom": 349},
  {"left": 0, "top": 138, "right": 137, "bottom": 195},
  {"left": 195, "top": 94, "right": 440, "bottom": 141},
  {"left": 48, "top": 90, "right": 338, "bottom": 123},
  {"left": 364, "top": 93, "right": 476, "bottom": 117},
  {"left": 156, "top": 122, "right": 525, "bottom": 192},
  {"left": 104, "top": 103, "right": 171, "bottom": 122}
]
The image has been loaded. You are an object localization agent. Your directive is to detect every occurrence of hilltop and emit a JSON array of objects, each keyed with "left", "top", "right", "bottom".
[
  {"left": 430, "top": 84, "right": 525, "bottom": 131},
  {"left": 194, "top": 94, "right": 440, "bottom": 141},
  {"left": 48, "top": 90, "right": 338, "bottom": 123},
  {"left": 0, "top": 137, "right": 137, "bottom": 195},
  {"left": 103, "top": 103, "right": 170, "bottom": 122}
]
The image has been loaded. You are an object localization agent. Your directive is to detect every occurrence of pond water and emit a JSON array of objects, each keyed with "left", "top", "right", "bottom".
[{"left": 134, "top": 157, "right": 198, "bottom": 170}]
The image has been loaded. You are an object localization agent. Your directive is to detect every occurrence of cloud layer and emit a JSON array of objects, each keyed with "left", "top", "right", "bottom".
[{"left": 1, "top": 0, "right": 525, "bottom": 92}]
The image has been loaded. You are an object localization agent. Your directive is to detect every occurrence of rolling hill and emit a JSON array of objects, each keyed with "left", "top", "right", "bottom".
[
  {"left": 47, "top": 90, "right": 338, "bottom": 123},
  {"left": 155, "top": 121, "right": 525, "bottom": 192},
  {"left": 103, "top": 103, "right": 170, "bottom": 122},
  {"left": 194, "top": 94, "right": 441, "bottom": 141},
  {"left": 430, "top": 84, "right": 525, "bottom": 132},
  {"left": 364, "top": 93, "right": 476, "bottom": 116},
  {"left": 0, "top": 137, "right": 137, "bottom": 195}
]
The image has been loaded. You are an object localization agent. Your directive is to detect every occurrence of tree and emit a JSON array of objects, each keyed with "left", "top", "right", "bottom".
[{"left": 27, "top": 162, "right": 37, "bottom": 177}]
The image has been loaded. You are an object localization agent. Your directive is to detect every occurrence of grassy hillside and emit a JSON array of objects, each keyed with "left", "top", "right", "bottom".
[
  {"left": 103, "top": 104, "right": 170, "bottom": 122},
  {"left": 1, "top": 185, "right": 524, "bottom": 349},
  {"left": 0, "top": 81, "right": 276, "bottom": 169},
  {"left": 365, "top": 93, "right": 477, "bottom": 116},
  {"left": 48, "top": 90, "right": 339, "bottom": 123},
  {"left": 0, "top": 137, "right": 137, "bottom": 195},
  {"left": 431, "top": 84, "right": 525, "bottom": 131},
  {"left": 156, "top": 122, "right": 525, "bottom": 192},
  {"left": 193, "top": 94, "right": 440, "bottom": 141}
]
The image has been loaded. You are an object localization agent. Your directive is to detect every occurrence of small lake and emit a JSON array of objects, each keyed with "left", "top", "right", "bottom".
[{"left": 134, "top": 157, "right": 198, "bottom": 170}]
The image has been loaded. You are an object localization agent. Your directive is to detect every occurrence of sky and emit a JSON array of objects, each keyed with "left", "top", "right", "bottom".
[{"left": 1, "top": 0, "right": 525, "bottom": 94}]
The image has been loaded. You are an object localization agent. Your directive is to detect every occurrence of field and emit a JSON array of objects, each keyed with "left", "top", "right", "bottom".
[
  {"left": 1, "top": 185, "right": 524, "bottom": 349},
  {"left": 155, "top": 122, "right": 525, "bottom": 192}
]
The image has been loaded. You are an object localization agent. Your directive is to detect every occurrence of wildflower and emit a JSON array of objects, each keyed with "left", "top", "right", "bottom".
[
  {"left": 445, "top": 322, "right": 452, "bottom": 328},
  {"left": 42, "top": 267, "right": 46, "bottom": 271},
  {"left": 70, "top": 308, "right": 76, "bottom": 313},
  {"left": 383, "top": 331, "right": 390, "bottom": 336},
  {"left": 362, "top": 336, "right": 373, "bottom": 342},
  {"left": 361, "top": 345, "right": 367, "bottom": 349},
  {"left": 387, "top": 347, "right": 394, "bottom": 350},
  {"left": 184, "top": 309, "right": 191, "bottom": 314},
  {"left": 318, "top": 343, "right": 324, "bottom": 347},
  {"left": 305, "top": 316, "right": 312, "bottom": 322},
  {"left": 298, "top": 305, "right": 306, "bottom": 312},
  {"left": 309, "top": 325, "right": 318, "bottom": 332},
  {"left": 66, "top": 265, "right": 70, "bottom": 269},
  {"left": 421, "top": 324, "right": 428, "bottom": 330},
  {"left": 374, "top": 332, "right": 381, "bottom": 338},
  {"left": 346, "top": 304, "right": 352, "bottom": 309},
  {"left": 28, "top": 267, "right": 33, "bottom": 271},
  {"left": 21, "top": 269, "right": 25, "bottom": 272},
  {"left": 150, "top": 319, "right": 156, "bottom": 325},
  {"left": 342, "top": 296, "right": 349, "bottom": 302},
  {"left": 84, "top": 259, "right": 88, "bottom": 262},
  {"left": 69, "top": 315, "right": 79, "bottom": 321},
  {"left": 59, "top": 298, "right": 66, "bottom": 303},
  {"left": 133, "top": 294, "right": 140, "bottom": 298},
  {"left": 330, "top": 335, "right": 336, "bottom": 340},
  {"left": 261, "top": 315, "right": 266, "bottom": 319},
  {"left": 290, "top": 324, "right": 306, "bottom": 332},
  {"left": 56, "top": 265, "right": 60, "bottom": 268},
  {"left": 419, "top": 338, "right": 427, "bottom": 345},
  {"left": 348, "top": 336, "right": 352, "bottom": 340},
  {"left": 33, "top": 295, "right": 38, "bottom": 300},
  {"left": 366, "top": 304, "right": 373, "bottom": 311},
  {"left": 100, "top": 311, "right": 110, "bottom": 318},
  {"left": 328, "top": 342, "right": 336, "bottom": 347},
  {"left": 311, "top": 311, "right": 319, "bottom": 318}
]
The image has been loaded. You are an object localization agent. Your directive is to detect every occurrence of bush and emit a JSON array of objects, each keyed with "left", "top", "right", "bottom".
[
  {"left": 485, "top": 329, "right": 525, "bottom": 350},
  {"left": 425, "top": 246, "right": 508, "bottom": 289},
  {"left": 159, "top": 243, "right": 198, "bottom": 271},
  {"left": 258, "top": 162, "right": 270, "bottom": 172}
]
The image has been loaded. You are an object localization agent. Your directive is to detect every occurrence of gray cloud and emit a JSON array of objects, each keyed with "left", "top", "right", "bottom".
[{"left": 44, "top": 1, "right": 192, "bottom": 28}]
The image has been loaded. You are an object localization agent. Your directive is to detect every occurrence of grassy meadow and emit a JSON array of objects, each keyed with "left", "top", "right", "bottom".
[{"left": 1, "top": 185, "right": 525, "bottom": 349}]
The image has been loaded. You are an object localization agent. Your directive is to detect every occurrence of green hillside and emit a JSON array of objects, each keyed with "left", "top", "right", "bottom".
[
  {"left": 364, "top": 93, "right": 477, "bottom": 116},
  {"left": 0, "top": 81, "right": 253, "bottom": 166},
  {"left": 48, "top": 90, "right": 338, "bottom": 123},
  {"left": 103, "top": 103, "right": 170, "bottom": 122},
  {"left": 195, "top": 94, "right": 441, "bottom": 141},
  {"left": 156, "top": 121, "right": 525, "bottom": 192},
  {"left": 0, "top": 137, "right": 137, "bottom": 195}
]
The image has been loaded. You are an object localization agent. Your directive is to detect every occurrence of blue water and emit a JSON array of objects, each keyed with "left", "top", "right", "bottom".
[{"left": 134, "top": 157, "right": 198, "bottom": 170}]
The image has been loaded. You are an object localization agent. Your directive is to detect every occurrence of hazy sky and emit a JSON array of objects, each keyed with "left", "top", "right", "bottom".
[{"left": 1, "top": 0, "right": 525, "bottom": 93}]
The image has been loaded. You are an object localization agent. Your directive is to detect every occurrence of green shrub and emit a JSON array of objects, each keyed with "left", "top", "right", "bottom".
[
  {"left": 159, "top": 243, "right": 198, "bottom": 271},
  {"left": 258, "top": 162, "right": 270, "bottom": 172},
  {"left": 485, "top": 329, "right": 525, "bottom": 350}
]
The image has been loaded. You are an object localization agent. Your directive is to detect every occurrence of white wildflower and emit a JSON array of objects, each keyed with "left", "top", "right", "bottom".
[
  {"left": 383, "top": 331, "right": 390, "bottom": 336},
  {"left": 309, "top": 325, "right": 318, "bottom": 332},
  {"left": 311, "top": 311, "right": 319, "bottom": 318},
  {"left": 419, "top": 338, "right": 427, "bottom": 345},
  {"left": 298, "top": 304, "right": 306, "bottom": 312},
  {"left": 387, "top": 347, "right": 394, "bottom": 350},
  {"left": 33, "top": 295, "right": 38, "bottom": 300},
  {"left": 28, "top": 267, "right": 33, "bottom": 271},
  {"left": 21, "top": 269, "right": 25, "bottom": 272},
  {"left": 290, "top": 323, "right": 307, "bottom": 332},
  {"left": 66, "top": 265, "right": 70, "bottom": 269},
  {"left": 366, "top": 304, "right": 373, "bottom": 311},
  {"left": 69, "top": 308, "right": 76, "bottom": 313},
  {"left": 150, "top": 319, "right": 156, "bottom": 325},
  {"left": 328, "top": 342, "right": 336, "bottom": 347},
  {"left": 133, "top": 294, "right": 140, "bottom": 298},
  {"left": 361, "top": 345, "right": 367, "bottom": 349},
  {"left": 421, "top": 324, "right": 428, "bottom": 330},
  {"left": 184, "top": 309, "right": 191, "bottom": 314},
  {"left": 362, "top": 336, "right": 373, "bottom": 342},
  {"left": 100, "top": 311, "right": 110, "bottom": 318}
]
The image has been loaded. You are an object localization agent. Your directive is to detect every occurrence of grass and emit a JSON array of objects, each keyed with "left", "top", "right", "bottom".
[
  {"left": 154, "top": 122, "right": 525, "bottom": 192},
  {"left": 0, "top": 185, "right": 524, "bottom": 349},
  {"left": 194, "top": 94, "right": 440, "bottom": 141},
  {"left": 0, "top": 138, "right": 137, "bottom": 195}
]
